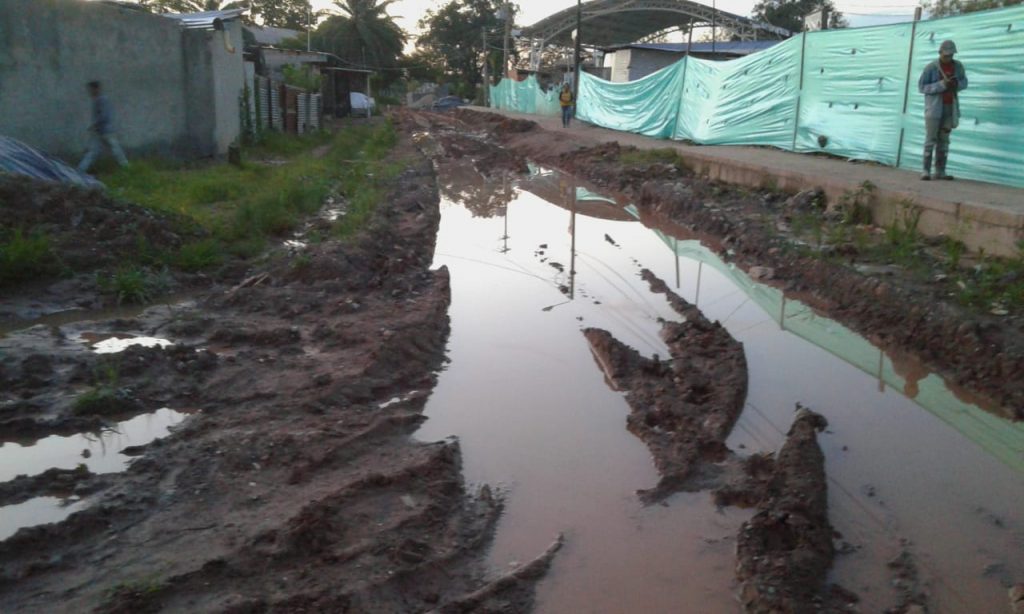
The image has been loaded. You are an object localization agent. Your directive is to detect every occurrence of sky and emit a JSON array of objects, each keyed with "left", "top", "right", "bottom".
[{"left": 312, "top": 0, "right": 923, "bottom": 42}]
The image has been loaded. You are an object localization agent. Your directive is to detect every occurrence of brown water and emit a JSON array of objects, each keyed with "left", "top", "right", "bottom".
[{"left": 415, "top": 163, "right": 1024, "bottom": 613}]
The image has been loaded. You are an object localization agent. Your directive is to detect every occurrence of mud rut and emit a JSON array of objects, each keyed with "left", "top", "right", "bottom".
[{"left": 0, "top": 112, "right": 1020, "bottom": 613}]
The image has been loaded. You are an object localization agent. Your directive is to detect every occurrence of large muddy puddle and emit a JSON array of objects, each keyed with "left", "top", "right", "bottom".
[{"left": 415, "top": 162, "right": 1024, "bottom": 612}]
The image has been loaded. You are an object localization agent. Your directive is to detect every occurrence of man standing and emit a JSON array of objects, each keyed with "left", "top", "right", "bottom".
[
  {"left": 78, "top": 81, "right": 128, "bottom": 173},
  {"left": 917, "top": 40, "right": 967, "bottom": 181},
  {"left": 559, "top": 83, "right": 575, "bottom": 128}
]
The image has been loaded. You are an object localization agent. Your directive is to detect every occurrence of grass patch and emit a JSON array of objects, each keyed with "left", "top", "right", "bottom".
[
  {"left": 101, "top": 123, "right": 397, "bottom": 269},
  {"left": 955, "top": 241, "right": 1024, "bottom": 311},
  {"left": 0, "top": 229, "right": 64, "bottom": 287},
  {"left": 73, "top": 362, "right": 140, "bottom": 416},
  {"left": 97, "top": 266, "right": 171, "bottom": 305}
]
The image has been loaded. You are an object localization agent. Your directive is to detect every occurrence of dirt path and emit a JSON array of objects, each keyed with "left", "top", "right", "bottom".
[{"left": 0, "top": 128, "right": 554, "bottom": 612}]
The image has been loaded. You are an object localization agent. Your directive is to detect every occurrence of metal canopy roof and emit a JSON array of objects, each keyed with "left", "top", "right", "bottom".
[
  {"left": 164, "top": 8, "right": 246, "bottom": 30},
  {"left": 521, "top": 0, "right": 789, "bottom": 47}
]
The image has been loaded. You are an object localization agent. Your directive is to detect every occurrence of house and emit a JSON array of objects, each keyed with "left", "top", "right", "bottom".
[
  {"left": 602, "top": 41, "right": 781, "bottom": 82},
  {"left": 0, "top": 0, "right": 246, "bottom": 160}
]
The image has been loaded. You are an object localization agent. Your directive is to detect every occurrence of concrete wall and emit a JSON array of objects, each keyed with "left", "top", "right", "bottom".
[
  {"left": 0, "top": 0, "right": 243, "bottom": 162},
  {"left": 625, "top": 49, "right": 683, "bottom": 81}
]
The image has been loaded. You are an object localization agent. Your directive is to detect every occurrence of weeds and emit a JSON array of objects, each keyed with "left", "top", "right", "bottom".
[
  {"left": 0, "top": 229, "right": 63, "bottom": 286},
  {"left": 102, "top": 122, "right": 396, "bottom": 263},
  {"left": 837, "top": 181, "right": 875, "bottom": 226},
  {"left": 955, "top": 242, "right": 1024, "bottom": 311},
  {"left": 98, "top": 266, "right": 171, "bottom": 305},
  {"left": 73, "top": 361, "right": 138, "bottom": 416}
]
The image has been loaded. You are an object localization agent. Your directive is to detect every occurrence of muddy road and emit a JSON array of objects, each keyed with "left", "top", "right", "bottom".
[
  {"left": 0, "top": 130, "right": 556, "bottom": 612},
  {"left": 1, "top": 111, "right": 1022, "bottom": 613}
]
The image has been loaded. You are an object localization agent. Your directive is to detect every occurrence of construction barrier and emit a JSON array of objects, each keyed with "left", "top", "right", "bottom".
[{"left": 491, "top": 6, "right": 1024, "bottom": 187}]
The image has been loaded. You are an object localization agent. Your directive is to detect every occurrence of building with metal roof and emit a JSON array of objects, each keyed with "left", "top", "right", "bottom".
[
  {"left": 602, "top": 40, "right": 781, "bottom": 81},
  {"left": 521, "top": 0, "right": 789, "bottom": 50}
]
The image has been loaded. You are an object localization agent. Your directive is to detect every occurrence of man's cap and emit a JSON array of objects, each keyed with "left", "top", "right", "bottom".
[{"left": 939, "top": 40, "right": 957, "bottom": 55}]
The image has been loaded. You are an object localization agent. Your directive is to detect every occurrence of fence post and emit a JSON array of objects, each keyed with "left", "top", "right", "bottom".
[
  {"left": 790, "top": 32, "right": 808, "bottom": 152},
  {"left": 895, "top": 7, "right": 923, "bottom": 168}
]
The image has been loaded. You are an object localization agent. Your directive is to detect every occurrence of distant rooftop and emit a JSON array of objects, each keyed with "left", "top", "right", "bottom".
[
  {"left": 605, "top": 41, "right": 781, "bottom": 56},
  {"left": 163, "top": 8, "right": 246, "bottom": 30},
  {"left": 247, "top": 25, "right": 303, "bottom": 46}
]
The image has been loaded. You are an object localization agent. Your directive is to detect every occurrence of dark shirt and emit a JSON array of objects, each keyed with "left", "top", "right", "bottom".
[{"left": 940, "top": 62, "right": 956, "bottom": 105}]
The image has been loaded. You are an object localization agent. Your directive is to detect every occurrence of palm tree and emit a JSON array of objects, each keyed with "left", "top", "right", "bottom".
[{"left": 325, "top": 0, "right": 406, "bottom": 69}]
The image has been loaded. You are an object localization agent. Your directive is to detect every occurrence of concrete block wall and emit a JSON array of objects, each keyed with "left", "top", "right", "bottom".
[{"left": 0, "top": 0, "right": 243, "bottom": 162}]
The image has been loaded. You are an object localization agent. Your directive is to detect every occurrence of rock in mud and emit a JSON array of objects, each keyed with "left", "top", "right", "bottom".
[
  {"left": 1010, "top": 583, "right": 1024, "bottom": 614},
  {"left": 735, "top": 406, "right": 858, "bottom": 613},
  {"left": 584, "top": 269, "right": 747, "bottom": 502}
]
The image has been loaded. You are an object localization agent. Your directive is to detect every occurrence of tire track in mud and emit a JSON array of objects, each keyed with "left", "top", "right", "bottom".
[{"left": 0, "top": 126, "right": 557, "bottom": 612}]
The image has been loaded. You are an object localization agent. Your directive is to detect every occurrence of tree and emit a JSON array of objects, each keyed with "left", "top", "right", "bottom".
[
  {"left": 751, "top": 0, "right": 847, "bottom": 33},
  {"left": 923, "top": 0, "right": 1022, "bottom": 16},
  {"left": 309, "top": 0, "right": 406, "bottom": 70},
  {"left": 417, "top": 0, "right": 509, "bottom": 86}
]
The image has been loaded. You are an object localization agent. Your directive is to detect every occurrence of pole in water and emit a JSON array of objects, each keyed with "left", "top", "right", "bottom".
[
  {"left": 695, "top": 261, "right": 703, "bottom": 306},
  {"left": 674, "top": 237, "right": 680, "bottom": 289},
  {"left": 570, "top": 184, "right": 578, "bottom": 300},
  {"left": 779, "top": 295, "right": 786, "bottom": 330}
]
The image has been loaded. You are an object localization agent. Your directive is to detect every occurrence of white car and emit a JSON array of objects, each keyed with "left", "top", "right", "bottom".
[{"left": 350, "top": 92, "right": 376, "bottom": 117}]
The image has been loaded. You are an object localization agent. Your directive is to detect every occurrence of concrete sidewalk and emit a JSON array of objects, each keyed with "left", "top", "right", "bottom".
[{"left": 470, "top": 106, "right": 1024, "bottom": 256}]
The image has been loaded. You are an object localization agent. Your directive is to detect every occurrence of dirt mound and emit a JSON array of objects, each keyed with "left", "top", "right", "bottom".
[
  {"left": 584, "top": 269, "right": 747, "bottom": 502},
  {"left": 735, "top": 408, "right": 858, "bottom": 613},
  {"left": 0, "top": 174, "right": 198, "bottom": 274}
]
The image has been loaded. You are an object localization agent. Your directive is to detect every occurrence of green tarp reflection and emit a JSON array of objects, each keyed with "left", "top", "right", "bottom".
[
  {"left": 491, "top": 6, "right": 1024, "bottom": 187},
  {"left": 626, "top": 205, "right": 1024, "bottom": 474}
]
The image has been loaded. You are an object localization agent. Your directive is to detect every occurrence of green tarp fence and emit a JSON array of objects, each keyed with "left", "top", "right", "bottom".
[{"left": 491, "top": 6, "right": 1024, "bottom": 187}]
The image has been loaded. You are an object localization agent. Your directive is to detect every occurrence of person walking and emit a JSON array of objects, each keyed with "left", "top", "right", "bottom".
[
  {"left": 559, "top": 83, "right": 575, "bottom": 128},
  {"left": 917, "top": 40, "right": 967, "bottom": 180},
  {"left": 78, "top": 81, "right": 128, "bottom": 173}
]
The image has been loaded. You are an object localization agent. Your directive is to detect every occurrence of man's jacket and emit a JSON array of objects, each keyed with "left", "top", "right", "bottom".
[{"left": 918, "top": 60, "right": 968, "bottom": 124}]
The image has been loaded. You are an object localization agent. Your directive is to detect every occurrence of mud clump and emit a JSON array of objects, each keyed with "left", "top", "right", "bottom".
[
  {"left": 735, "top": 407, "right": 858, "bottom": 613},
  {"left": 584, "top": 268, "right": 747, "bottom": 502}
]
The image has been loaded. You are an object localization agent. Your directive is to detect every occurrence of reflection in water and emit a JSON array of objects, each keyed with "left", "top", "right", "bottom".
[
  {"left": 0, "top": 497, "right": 88, "bottom": 541},
  {"left": 419, "top": 159, "right": 1023, "bottom": 614},
  {"left": 0, "top": 408, "right": 190, "bottom": 541},
  {"left": 0, "top": 408, "right": 190, "bottom": 481}
]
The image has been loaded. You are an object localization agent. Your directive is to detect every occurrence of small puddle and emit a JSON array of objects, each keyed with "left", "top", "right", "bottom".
[
  {"left": 417, "top": 159, "right": 1024, "bottom": 613},
  {"left": 77, "top": 332, "right": 173, "bottom": 354},
  {"left": 0, "top": 408, "right": 191, "bottom": 540},
  {"left": 0, "top": 296, "right": 191, "bottom": 338},
  {"left": 0, "top": 497, "right": 89, "bottom": 541}
]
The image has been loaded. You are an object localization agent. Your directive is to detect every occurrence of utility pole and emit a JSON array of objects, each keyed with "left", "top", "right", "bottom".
[
  {"left": 573, "top": 0, "right": 582, "bottom": 104},
  {"left": 307, "top": 6, "right": 311, "bottom": 52},
  {"left": 503, "top": 4, "right": 514, "bottom": 80},
  {"left": 711, "top": 0, "right": 716, "bottom": 55},
  {"left": 482, "top": 27, "right": 490, "bottom": 106}
]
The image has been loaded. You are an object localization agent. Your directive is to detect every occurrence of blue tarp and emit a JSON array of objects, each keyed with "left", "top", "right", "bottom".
[
  {"left": 491, "top": 6, "right": 1024, "bottom": 187},
  {"left": 0, "top": 136, "right": 103, "bottom": 189}
]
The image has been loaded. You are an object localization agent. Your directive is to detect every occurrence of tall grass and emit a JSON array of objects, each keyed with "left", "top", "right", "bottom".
[{"left": 102, "top": 123, "right": 397, "bottom": 268}]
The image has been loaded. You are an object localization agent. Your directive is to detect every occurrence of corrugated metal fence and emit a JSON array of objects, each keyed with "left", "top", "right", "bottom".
[{"left": 251, "top": 76, "right": 323, "bottom": 138}]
